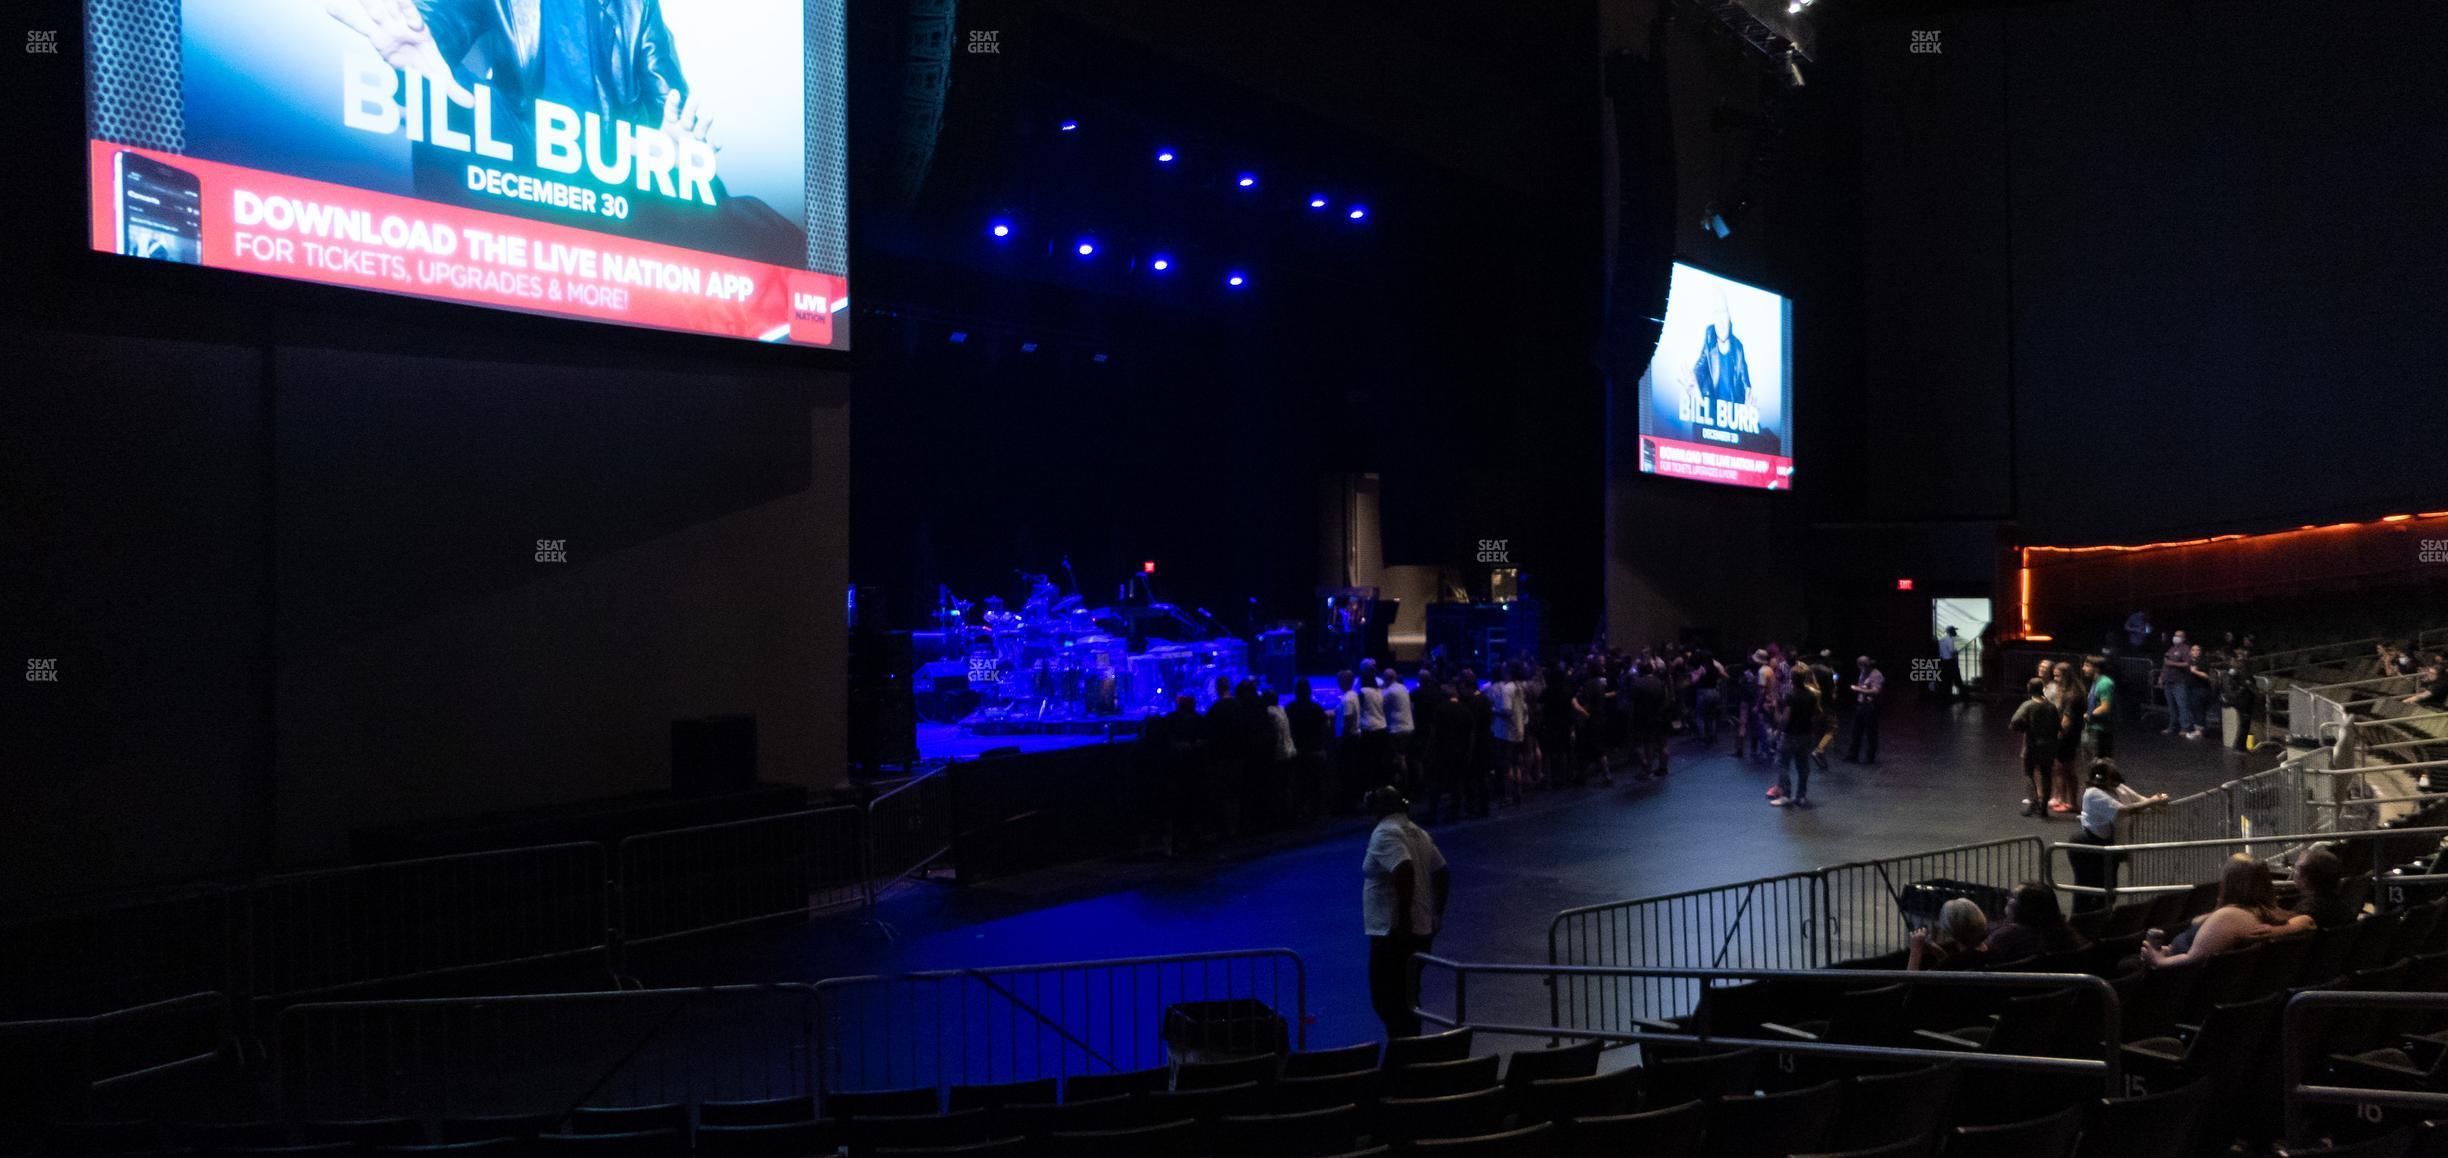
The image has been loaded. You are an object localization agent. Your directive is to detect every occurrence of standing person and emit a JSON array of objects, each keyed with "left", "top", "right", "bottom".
[
  {"left": 1628, "top": 660, "right": 1673, "bottom": 780},
  {"left": 2161, "top": 631, "right": 2197, "bottom": 738},
  {"left": 2082, "top": 655, "right": 2119, "bottom": 761},
  {"left": 1334, "top": 671, "right": 1366, "bottom": 810},
  {"left": 2220, "top": 650, "right": 2261, "bottom": 754},
  {"left": 1381, "top": 668, "right": 1417, "bottom": 791},
  {"left": 2183, "top": 644, "right": 2216, "bottom": 742},
  {"left": 1287, "top": 687, "right": 1333, "bottom": 822},
  {"left": 2071, "top": 759, "right": 2168, "bottom": 913},
  {"left": 1428, "top": 681, "right": 1484, "bottom": 821},
  {"left": 1773, "top": 665, "right": 1821, "bottom": 807},
  {"left": 1360, "top": 786, "right": 1450, "bottom": 1040},
  {"left": 1732, "top": 651, "right": 1762, "bottom": 760},
  {"left": 2050, "top": 663, "right": 2086, "bottom": 814},
  {"left": 1458, "top": 670, "right": 1496, "bottom": 808},
  {"left": 1844, "top": 656, "right": 1885, "bottom": 764},
  {"left": 1937, "top": 626, "right": 1966, "bottom": 703},
  {"left": 1262, "top": 684, "right": 1298, "bottom": 830},
  {"left": 1206, "top": 678, "right": 1249, "bottom": 840},
  {"left": 1489, "top": 664, "right": 1524, "bottom": 801},
  {"left": 1809, "top": 651, "right": 1841, "bottom": 772},
  {"left": 1690, "top": 651, "right": 1726, "bottom": 745},
  {"left": 1539, "top": 662, "right": 1580, "bottom": 784},
  {"left": 1141, "top": 695, "right": 1204, "bottom": 857},
  {"left": 1572, "top": 667, "right": 1612, "bottom": 786},
  {"left": 2008, "top": 679, "right": 2062, "bottom": 818}
]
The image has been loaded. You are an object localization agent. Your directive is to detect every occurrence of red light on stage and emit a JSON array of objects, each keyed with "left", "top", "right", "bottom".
[
  {"left": 1142, "top": 561, "right": 1156, "bottom": 574},
  {"left": 1896, "top": 578, "right": 1914, "bottom": 591}
]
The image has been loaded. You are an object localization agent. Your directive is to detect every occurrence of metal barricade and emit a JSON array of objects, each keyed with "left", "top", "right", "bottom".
[
  {"left": 276, "top": 984, "right": 820, "bottom": 1120},
  {"left": 0, "top": 886, "right": 243, "bottom": 1020},
  {"left": 2055, "top": 826, "right": 2448, "bottom": 910},
  {"left": 1817, "top": 837, "right": 2048, "bottom": 965},
  {"left": 812, "top": 950, "right": 1307, "bottom": 1094},
  {"left": 1546, "top": 873, "right": 1821, "bottom": 1039},
  {"left": 249, "top": 842, "right": 611, "bottom": 1006},
  {"left": 0, "top": 992, "right": 236, "bottom": 1121},
  {"left": 864, "top": 766, "right": 955, "bottom": 909},
  {"left": 1416, "top": 958, "right": 2124, "bottom": 1094},
  {"left": 615, "top": 807, "right": 865, "bottom": 948}
]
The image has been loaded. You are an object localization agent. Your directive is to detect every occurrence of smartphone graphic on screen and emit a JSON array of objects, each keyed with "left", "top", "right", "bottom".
[{"left": 115, "top": 152, "right": 203, "bottom": 264}]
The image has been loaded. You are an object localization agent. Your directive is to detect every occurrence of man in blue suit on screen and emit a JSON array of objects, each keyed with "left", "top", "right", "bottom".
[{"left": 1691, "top": 292, "right": 1751, "bottom": 413}]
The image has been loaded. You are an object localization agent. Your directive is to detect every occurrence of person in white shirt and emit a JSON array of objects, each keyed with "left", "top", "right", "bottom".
[
  {"left": 1336, "top": 669, "right": 1390, "bottom": 797},
  {"left": 2071, "top": 759, "right": 2168, "bottom": 913},
  {"left": 1360, "top": 786, "right": 1450, "bottom": 1038},
  {"left": 1382, "top": 669, "right": 1416, "bottom": 785},
  {"left": 1936, "top": 626, "right": 1966, "bottom": 702}
]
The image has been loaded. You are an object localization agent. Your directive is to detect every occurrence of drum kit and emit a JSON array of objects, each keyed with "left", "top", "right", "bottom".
[{"left": 923, "top": 564, "right": 1252, "bottom": 729}]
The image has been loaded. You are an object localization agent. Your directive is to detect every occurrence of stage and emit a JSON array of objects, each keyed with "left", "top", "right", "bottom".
[{"left": 915, "top": 674, "right": 1353, "bottom": 762}]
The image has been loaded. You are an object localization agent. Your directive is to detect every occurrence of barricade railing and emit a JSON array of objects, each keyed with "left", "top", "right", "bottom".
[
  {"left": 2054, "top": 826, "right": 2448, "bottom": 910},
  {"left": 2282, "top": 991, "right": 2448, "bottom": 1146},
  {"left": 0, "top": 886, "right": 243, "bottom": 1021},
  {"left": 275, "top": 984, "right": 821, "bottom": 1120},
  {"left": 248, "top": 842, "right": 612, "bottom": 1007},
  {"left": 812, "top": 949, "right": 1307, "bottom": 1094},
  {"left": 614, "top": 807, "right": 865, "bottom": 950},
  {"left": 864, "top": 765, "right": 955, "bottom": 912},
  {"left": 0, "top": 992, "right": 235, "bottom": 1120},
  {"left": 1546, "top": 838, "right": 2045, "bottom": 1036},
  {"left": 1547, "top": 873, "right": 1819, "bottom": 1037},
  {"left": 1817, "top": 837, "right": 2048, "bottom": 965},
  {"left": 1416, "top": 958, "right": 2123, "bottom": 1094}
]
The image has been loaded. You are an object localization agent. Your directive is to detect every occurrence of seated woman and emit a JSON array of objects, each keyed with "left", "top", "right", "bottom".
[
  {"left": 1983, "top": 882, "right": 2087, "bottom": 965},
  {"left": 2290, "top": 846, "right": 2362, "bottom": 929},
  {"left": 2142, "top": 856, "right": 2306, "bottom": 968},
  {"left": 1908, "top": 897, "right": 1990, "bottom": 972}
]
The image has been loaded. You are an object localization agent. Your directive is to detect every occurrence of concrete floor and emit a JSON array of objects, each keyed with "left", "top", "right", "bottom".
[{"left": 637, "top": 696, "right": 2259, "bottom": 1054}]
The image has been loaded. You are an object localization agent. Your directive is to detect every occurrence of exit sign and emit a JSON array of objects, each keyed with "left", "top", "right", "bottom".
[{"left": 1896, "top": 578, "right": 1915, "bottom": 591}]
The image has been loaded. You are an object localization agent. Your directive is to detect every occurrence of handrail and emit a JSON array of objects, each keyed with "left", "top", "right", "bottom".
[
  {"left": 0, "top": 991, "right": 235, "bottom": 1104},
  {"left": 813, "top": 946, "right": 1308, "bottom": 986},
  {"left": 1414, "top": 957, "right": 2122, "bottom": 1092},
  {"left": 2282, "top": 990, "right": 2448, "bottom": 1145},
  {"left": 2052, "top": 826, "right": 2448, "bottom": 856}
]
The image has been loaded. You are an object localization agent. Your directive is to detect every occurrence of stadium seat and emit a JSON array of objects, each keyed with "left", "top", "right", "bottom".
[
  {"left": 872, "top": 1141, "right": 1029, "bottom": 1157},
  {"left": 1052, "top": 1118, "right": 1211, "bottom": 1158},
  {"left": 1830, "top": 1063, "right": 1959, "bottom": 1151},
  {"left": 2249, "top": 932, "right": 2320, "bottom": 999},
  {"left": 946, "top": 1078, "right": 1059, "bottom": 1113},
  {"left": 1558, "top": 1099, "right": 1706, "bottom": 1158},
  {"left": 1410, "top": 1121, "right": 1557, "bottom": 1157},
  {"left": 2115, "top": 961, "right": 2200, "bottom": 1043},
  {"left": 1499, "top": 1041, "right": 1602, "bottom": 1112},
  {"left": 844, "top": 1109, "right": 989, "bottom": 1156},
  {"left": 1642, "top": 1047, "right": 1762, "bottom": 1105},
  {"left": 1702, "top": 1080, "right": 1840, "bottom": 1158},
  {"left": 2179, "top": 943, "right": 2268, "bottom": 1023},
  {"left": 823, "top": 1088, "right": 942, "bottom": 1121},
  {"left": 534, "top": 1130, "right": 684, "bottom": 1158},
  {"left": 1281, "top": 1043, "right": 1381, "bottom": 1078},
  {"left": 2121, "top": 991, "right": 2284, "bottom": 1093},
  {"left": 1273, "top": 1071, "right": 1383, "bottom": 1116},
  {"left": 1384, "top": 1029, "right": 1474, "bottom": 1069},
  {"left": 1143, "top": 1081, "right": 1267, "bottom": 1123},
  {"left": 1385, "top": 1054, "right": 1501, "bottom": 1099},
  {"left": 700, "top": 1095, "right": 819, "bottom": 1126},
  {"left": 1373, "top": 1088, "right": 1508, "bottom": 1147},
  {"left": 1213, "top": 1104, "right": 1364, "bottom": 1158},
  {"left": 1179, "top": 1054, "right": 1282, "bottom": 1091},
  {"left": 1793, "top": 1138, "right": 1936, "bottom": 1158},
  {"left": 1314, "top": 1149, "right": 1391, "bottom": 1158},
  {"left": 180, "top": 1123, "right": 291, "bottom": 1149},
  {"left": 696, "top": 1121, "right": 837, "bottom": 1158},
  {"left": 2276, "top": 1128, "right": 2418, "bottom": 1158},
  {"left": 1761, "top": 985, "right": 1907, "bottom": 1048},
  {"left": 2074, "top": 1076, "right": 2211, "bottom": 1158},
  {"left": 296, "top": 1119, "right": 424, "bottom": 1147},
  {"left": 1518, "top": 1067, "right": 1641, "bottom": 1124},
  {"left": 437, "top": 1113, "right": 563, "bottom": 1145},
  {"left": 1063, "top": 1066, "right": 1171, "bottom": 1102},
  {"left": 567, "top": 1106, "right": 688, "bottom": 1137},
  {"left": 1937, "top": 1105, "right": 2083, "bottom": 1158},
  {"left": 2305, "top": 922, "right": 2370, "bottom": 985},
  {"left": 992, "top": 1095, "right": 1142, "bottom": 1139},
  {"left": 376, "top": 1141, "right": 521, "bottom": 1158}
]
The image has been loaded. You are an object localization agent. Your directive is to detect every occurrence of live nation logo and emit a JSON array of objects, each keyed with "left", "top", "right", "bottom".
[
  {"left": 535, "top": 538, "right": 569, "bottom": 563},
  {"left": 1910, "top": 29, "right": 1942, "bottom": 54},
  {"left": 26, "top": 658, "right": 59, "bottom": 682},
  {"left": 26, "top": 29, "right": 61, "bottom": 54},
  {"left": 1476, "top": 539, "right": 1511, "bottom": 564}
]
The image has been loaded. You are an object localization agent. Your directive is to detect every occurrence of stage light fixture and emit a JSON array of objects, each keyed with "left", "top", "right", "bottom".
[
  {"left": 1059, "top": 119, "right": 1079, "bottom": 132},
  {"left": 989, "top": 221, "right": 1011, "bottom": 238},
  {"left": 948, "top": 331, "right": 968, "bottom": 343},
  {"left": 1076, "top": 240, "right": 1096, "bottom": 256},
  {"left": 1093, "top": 353, "right": 1109, "bottom": 363},
  {"left": 1150, "top": 255, "right": 1172, "bottom": 271},
  {"left": 1156, "top": 148, "right": 1177, "bottom": 163},
  {"left": 1237, "top": 173, "right": 1257, "bottom": 188},
  {"left": 1346, "top": 205, "right": 1368, "bottom": 220},
  {"left": 1308, "top": 195, "right": 1329, "bottom": 209},
  {"left": 1226, "top": 271, "right": 1247, "bottom": 287},
  {"left": 1020, "top": 342, "right": 1039, "bottom": 353}
]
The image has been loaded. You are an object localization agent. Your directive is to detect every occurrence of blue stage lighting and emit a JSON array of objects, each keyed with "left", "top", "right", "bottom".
[
  {"left": 1237, "top": 173, "right": 1257, "bottom": 188},
  {"left": 1156, "top": 148, "right": 1177, "bottom": 163},
  {"left": 1150, "top": 255, "right": 1172, "bottom": 272},
  {"left": 1226, "top": 272, "right": 1247, "bottom": 287},
  {"left": 989, "top": 221, "right": 1011, "bottom": 238},
  {"left": 1308, "top": 195, "right": 1328, "bottom": 209},
  {"left": 1059, "top": 119, "right": 1078, "bottom": 132},
  {"left": 1347, "top": 205, "right": 1368, "bottom": 220},
  {"left": 1021, "top": 342, "right": 1039, "bottom": 353},
  {"left": 1076, "top": 240, "right": 1096, "bottom": 257},
  {"left": 948, "top": 331, "right": 968, "bottom": 343}
]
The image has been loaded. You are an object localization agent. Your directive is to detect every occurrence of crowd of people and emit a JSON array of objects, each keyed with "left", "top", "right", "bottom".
[{"left": 1135, "top": 643, "right": 1907, "bottom": 853}]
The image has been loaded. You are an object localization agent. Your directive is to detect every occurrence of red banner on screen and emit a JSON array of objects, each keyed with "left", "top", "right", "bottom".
[
  {"left": 90, "top": 143, "right": 842, "bottom": 347},
  {"left": 1640, "top": 434, "right": 1794, "bottom": 490}
]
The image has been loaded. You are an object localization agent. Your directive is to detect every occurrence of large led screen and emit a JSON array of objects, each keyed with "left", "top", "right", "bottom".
[
  {"left": 85, "top": 0, "right": 849, "bottom": 348},
  {"left": 1636, "top": 262, "right": 1793, "bottom": 489}
]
